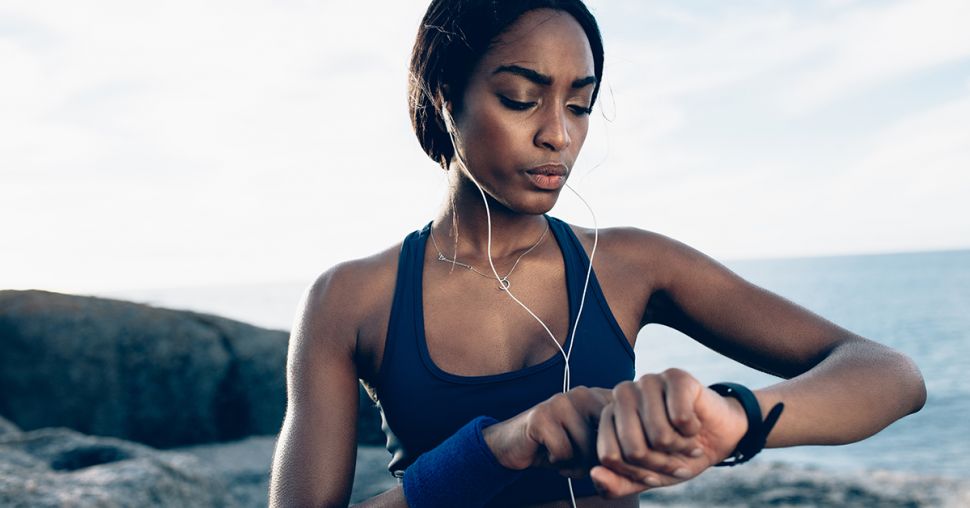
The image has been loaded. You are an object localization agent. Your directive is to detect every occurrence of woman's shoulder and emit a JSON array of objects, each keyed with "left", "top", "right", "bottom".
[
  {"left": 293, "top": 236, "right": 415, "bottom": 383},
  {"left": 306, "top": 240, "right": 404, "bottom": 318},
  {"left": 562, "top": 221, "right": 688, "bottom": 264},
  {"left": 562, "top": 220, "right": 719, "bottom": 289}
]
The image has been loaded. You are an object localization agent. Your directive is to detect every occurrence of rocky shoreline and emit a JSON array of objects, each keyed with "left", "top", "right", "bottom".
[
  {"left": 1, "top": 290, "right": 967, "bottom": 507},
  {"left": 6, "top": 418, "right": 966, "bottom": 507}
]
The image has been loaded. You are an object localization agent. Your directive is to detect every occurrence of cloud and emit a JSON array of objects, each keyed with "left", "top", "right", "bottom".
[
  {"left": 2, "top": 0, "right": 968, "bottom": 291},
  {"left": 0, "top": 1, "right": 440, "bottom": 291},
  {"left": 781, "top": 0, "right": 970, "bottom": 113},
  {"left": 832, "top": 92, "right": 970, "bottom": 216},
  {"left": 600, "top": 0, "right": 970, "bottom": 116}
]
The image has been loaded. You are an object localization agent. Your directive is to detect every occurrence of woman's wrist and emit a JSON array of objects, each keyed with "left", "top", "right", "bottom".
[
  {"left": 403, "top": 416, "right": 524, "bottom": 508},
  {"left": 722, "top": 393, "right": 749, "bottom": 447},
  {"left": 708, "top": 382, "right": 785, "bottom": 466}
]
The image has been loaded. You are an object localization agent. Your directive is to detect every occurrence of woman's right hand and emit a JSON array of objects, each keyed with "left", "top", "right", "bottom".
[{"left": 482, "top": 386, "right": 612, "bottom": 478}]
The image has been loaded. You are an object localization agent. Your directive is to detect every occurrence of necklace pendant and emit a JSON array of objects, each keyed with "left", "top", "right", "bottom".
[
  {"left": 498, "top": 277, "right": 511, "bottom": 291},
  {"left": 437, "top": 253, "right": 448, "bottom": 262}
]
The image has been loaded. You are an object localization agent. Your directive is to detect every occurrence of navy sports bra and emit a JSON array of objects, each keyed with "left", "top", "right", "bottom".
[{"left": 376, "top": 215, "right": 635, "bottom": 506}]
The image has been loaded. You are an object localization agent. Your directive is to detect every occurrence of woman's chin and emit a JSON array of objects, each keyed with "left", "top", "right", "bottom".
[{"left": 510, "top": 192, "right": 561, "bottom": 216}]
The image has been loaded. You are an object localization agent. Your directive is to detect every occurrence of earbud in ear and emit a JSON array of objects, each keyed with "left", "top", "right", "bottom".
[{"left": 442, "top": 103, "right": 455, "bottom": 134}]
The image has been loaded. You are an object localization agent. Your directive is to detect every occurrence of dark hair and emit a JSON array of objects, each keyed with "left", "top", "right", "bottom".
[{"left": 408, "top": 0, "right": 604, "bottom": 168}]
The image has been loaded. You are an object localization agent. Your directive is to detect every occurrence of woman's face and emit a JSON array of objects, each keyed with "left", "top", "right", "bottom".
[{"left": 451, "top": 8, "right": 595, "bottom": 214}]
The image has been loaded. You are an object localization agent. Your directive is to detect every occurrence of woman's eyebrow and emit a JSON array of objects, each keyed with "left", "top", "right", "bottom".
[
  {"left": 492, "top": 64, "right": 596, "bottom": 89},
  {"left": 571, "top": 75, "right": 597, "bottom": 89}
]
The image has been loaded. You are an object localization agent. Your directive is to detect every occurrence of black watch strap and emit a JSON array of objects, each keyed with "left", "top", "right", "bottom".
[{"left": 708, "top": 382, "right": 784, "bottom": 466}]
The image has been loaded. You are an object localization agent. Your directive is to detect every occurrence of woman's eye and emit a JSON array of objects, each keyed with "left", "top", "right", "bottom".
[
  {"left": 569, "top": 105, "right": 593, "bottom": 116},
  {"left": 498, "top": 95, "right": 536, "bottom": 111}
]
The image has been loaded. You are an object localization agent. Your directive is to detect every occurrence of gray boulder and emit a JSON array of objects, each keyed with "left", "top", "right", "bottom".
[
  {"left": 0, "top": 427, "right": 236, "bottom": 507},
  {"left": 175, "top": 438, "right": 397, "bottom": 507},
  {"left": 0, "top": 290, "right": 384, "bottom": 448},
  {"left": 0, "top": 290, "right": 238, "bottom": 447},
  {"left": 175, "top": 435, "right": 277, "bottom": 508}
]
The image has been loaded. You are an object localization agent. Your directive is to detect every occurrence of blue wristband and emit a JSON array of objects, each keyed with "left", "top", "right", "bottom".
[{"left": 402, "top": 416, "right": 524, "bottom": 508}]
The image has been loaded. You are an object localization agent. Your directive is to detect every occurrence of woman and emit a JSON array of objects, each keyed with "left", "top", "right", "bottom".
[{"left": 269, "top": 1, "right": 926, "bottom": 507}]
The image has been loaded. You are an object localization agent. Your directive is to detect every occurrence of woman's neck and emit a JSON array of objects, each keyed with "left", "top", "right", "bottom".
[{"left": 433, "top": 173, "right": 549, "bottom": 261}]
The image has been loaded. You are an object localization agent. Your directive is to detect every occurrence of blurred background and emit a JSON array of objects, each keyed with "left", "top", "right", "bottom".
[{"left": 2, "top": 0, "right": 969, "bottom": 505}]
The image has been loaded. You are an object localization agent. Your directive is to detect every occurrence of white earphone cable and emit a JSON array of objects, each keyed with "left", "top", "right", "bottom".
[{"left": 443, "top": 107, "right": 598, "bottom": 508}]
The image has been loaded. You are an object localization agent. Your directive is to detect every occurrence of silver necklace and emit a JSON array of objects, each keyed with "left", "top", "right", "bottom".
[{"left": 429, "top": 221, "right": 549, "bottom": 290}]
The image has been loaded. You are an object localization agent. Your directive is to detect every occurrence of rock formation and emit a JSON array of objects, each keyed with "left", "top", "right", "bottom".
[
  {"left": 0, "top": 289, "right": 382, "bottom": 448},
  {"left": 0, "top": 427, "right": 236, "bottom": 507}
]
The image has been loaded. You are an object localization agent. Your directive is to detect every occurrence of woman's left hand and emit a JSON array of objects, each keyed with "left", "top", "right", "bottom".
[{"left": 590, "top": 368, "right": 749, "bottom": 498}]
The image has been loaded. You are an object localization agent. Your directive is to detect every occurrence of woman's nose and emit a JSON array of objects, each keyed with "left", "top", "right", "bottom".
[{"left": 534, "top": 107, "right": 571, "bottom": 152}]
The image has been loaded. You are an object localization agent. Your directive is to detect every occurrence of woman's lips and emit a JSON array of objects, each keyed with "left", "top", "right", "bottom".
[
  {"left": 525, "top": 164, "right": 567, "bottom": 190},
  {"left": 525, "top": 172, "right": 566, "bottom": 190}
]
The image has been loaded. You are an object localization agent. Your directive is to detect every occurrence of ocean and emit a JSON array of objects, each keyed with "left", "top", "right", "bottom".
[{"left": 102, "top": 249, "right": 970, "bottom": 479}]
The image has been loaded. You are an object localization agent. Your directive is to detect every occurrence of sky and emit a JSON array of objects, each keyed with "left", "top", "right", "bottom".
[{"left": 2, "top": 0, "right": 969, "bottom": 293}]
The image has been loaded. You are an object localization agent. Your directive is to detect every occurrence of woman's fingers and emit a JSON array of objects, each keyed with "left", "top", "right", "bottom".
[
  {"left": 526, "top": 398, "right": 576, "bottom": 466},
  {"left": 588, "top": 369, "right": 747, "bottom": 498},
  {"left": 660, "top": 368, "right": 703, "bottom": 438},
  {"left": 589, "top": 465, "right": 674, "bottom": 499},
  {"left": 527, "top": 388, "right": 605, "bottom": 469},
  {"left": 612, "top": 377, "right": 697, "bottom": 458},
  {"left": 570, "top": 386, "right": 612, "bottom": 419},
  {"left": 639, "top": 376, "right": 697, "bottom": 455},
  {"left": 611, "top": 383, "right": 655, "bottom": 464},
  {"left": 592, "top": 410, "right": 686, "bottom": 500},
  {"left": 551, "top": 392, "right": 595, "bottom": 466},
  {"left": 599, "top": 399, "right": 692, "bottom": 480},
  {"left": 597, "top": 403, "right": 656, "bottom": 479}
]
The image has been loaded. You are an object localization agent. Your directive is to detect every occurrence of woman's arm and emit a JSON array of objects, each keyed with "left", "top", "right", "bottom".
[
  {"left": 590, "top": 230, "right": 926, "bottom": 497},
  {"left": 268, "top": 265, "right": 408, "bottom": 508},
  {"left": 648, "top": 231, "right": 926, "bottom": 441}
]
